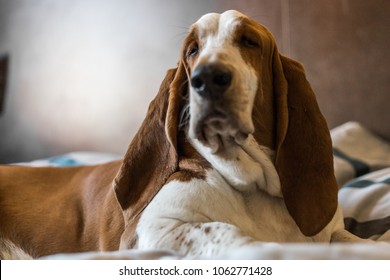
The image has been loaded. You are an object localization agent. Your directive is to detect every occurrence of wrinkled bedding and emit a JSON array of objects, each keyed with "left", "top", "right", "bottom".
[{"left": 18, "top": 122, "right": 390, "bottom": 259}]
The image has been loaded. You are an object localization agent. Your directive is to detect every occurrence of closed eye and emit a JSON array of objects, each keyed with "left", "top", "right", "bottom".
[
  {"left": 240, "top": 35, "right": 260, "bottom": 48},
  {"left": 188, "top": 45, "right": 199, "bottom": 57}
]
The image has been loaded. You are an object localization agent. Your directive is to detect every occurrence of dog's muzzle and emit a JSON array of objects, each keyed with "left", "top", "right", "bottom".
[{"left": 189, "top": 63, "right": 253, "bottom": 154}]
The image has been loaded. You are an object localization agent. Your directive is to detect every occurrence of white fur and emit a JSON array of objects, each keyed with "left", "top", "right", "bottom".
[
  {"left": 191, "top": 135, "right": 282, "bottom": 196},
  {"left": 135, "top": 169, "right": 346, "bottom": 256},
  {"left": 0, "top": 238, "right": 32, "bottom": 260}
]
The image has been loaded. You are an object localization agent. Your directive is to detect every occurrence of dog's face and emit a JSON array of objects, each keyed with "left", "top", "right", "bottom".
[{"left": 182, "top": 10, "right": 273, "bottom": 155}]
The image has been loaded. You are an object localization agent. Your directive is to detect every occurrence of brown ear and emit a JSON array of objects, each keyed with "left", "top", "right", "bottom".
[
  {"left": 273, "top": 53, "right": 338, "bottom": 236},
  {"left": 113, "top": 62, "right": 188, "bottom": 225}
]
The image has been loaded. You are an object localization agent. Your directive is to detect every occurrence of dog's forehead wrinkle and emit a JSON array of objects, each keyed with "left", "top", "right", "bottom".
[
  {"left": 195, "top": 11, "right": 244, "bottom": 43},
  {"left": 195, "top": 13, "right": 219, "bottom": 38},
  {"left": 219, "top": 11, "right": 244, "bottom": 35}
]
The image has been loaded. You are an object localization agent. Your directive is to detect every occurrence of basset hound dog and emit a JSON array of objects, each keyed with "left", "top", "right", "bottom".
[{"left": 0, "top": 10, "right": 367, "bottom": 259}]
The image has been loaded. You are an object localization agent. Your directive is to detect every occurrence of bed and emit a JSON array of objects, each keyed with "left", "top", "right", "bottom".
[{"left": 15, "top": 121, "right": 390, "bottom": 259}]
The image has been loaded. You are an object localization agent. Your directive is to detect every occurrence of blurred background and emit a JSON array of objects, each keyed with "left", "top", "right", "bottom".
[{"left": 0, "top": 0, "right": 389, "bottom": 163}]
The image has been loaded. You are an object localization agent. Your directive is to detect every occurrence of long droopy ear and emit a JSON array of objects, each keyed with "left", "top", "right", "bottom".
[
  {"left": 273, "top": 52, "right": 338, "bottom": 236},
  {"left": 113, "top": 62, "right": 188, "bottom": 225}
]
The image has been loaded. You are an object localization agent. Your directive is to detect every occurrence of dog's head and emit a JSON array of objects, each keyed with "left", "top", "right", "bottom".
[
  {"left": 182, "top": 10, "right": 275, "bottom": 155},
  {"left": 114, "top": 10, "right": 338, "bottom": 243}
]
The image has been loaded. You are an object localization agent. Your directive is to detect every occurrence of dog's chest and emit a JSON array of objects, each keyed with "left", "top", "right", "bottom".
[
  {"left": 203, "top": 172, "right": 330, "bottom": 242},
  {"left": 239, "top": 190, "right": 310, "bottom": 242},
  {"left": 138, "top": 168, "right": 328, "bottom": 245}
]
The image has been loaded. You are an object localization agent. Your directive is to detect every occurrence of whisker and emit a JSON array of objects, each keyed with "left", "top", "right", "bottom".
[
  {"left": 179, "top": 103, "right": 190, "bottom": 131},
  {"left": 169, "top": 24, "right": 190, "bottom": 31},
  {"left": 178, "top": 79, "right": 190, "bottom": 131},
  {"left": 170, "top": 31, "right": 189, "bottom": 44}
]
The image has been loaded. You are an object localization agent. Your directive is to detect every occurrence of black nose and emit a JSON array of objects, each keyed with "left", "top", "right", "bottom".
[{"left": 190, "top": 64, "right": 232, "bottom": 97}]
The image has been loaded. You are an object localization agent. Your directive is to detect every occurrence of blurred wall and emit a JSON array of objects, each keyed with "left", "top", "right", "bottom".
[
  {"left": 289, "top": 0, "right": 390, "bottom": 139},
  {"left": 0, "top": 0, "right": 219, "bottom": 162},
  {"left": 0, "top": 0, "right": 389, "bottom": 163},
  {"left": 221, "top": 0, "right": 390, "bottom": 139}
]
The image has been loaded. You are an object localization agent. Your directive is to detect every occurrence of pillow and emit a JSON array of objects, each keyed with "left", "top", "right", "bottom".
[
  {"left": 339, "top": 167, "right": 390, "bottom": 241},
  {"left": 331, "top": 122, "right": 390, "bottom": 241},
  {"left": 331, "top": 121, "right": 390, "bottom": 186}
]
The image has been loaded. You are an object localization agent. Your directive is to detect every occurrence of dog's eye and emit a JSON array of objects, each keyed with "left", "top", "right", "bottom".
[
  {"left": 187, "top": 44, "right": 199, "bottom": 57},
  {"left": 240, "top": 36, "right": 260, "bottom": 48}
]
